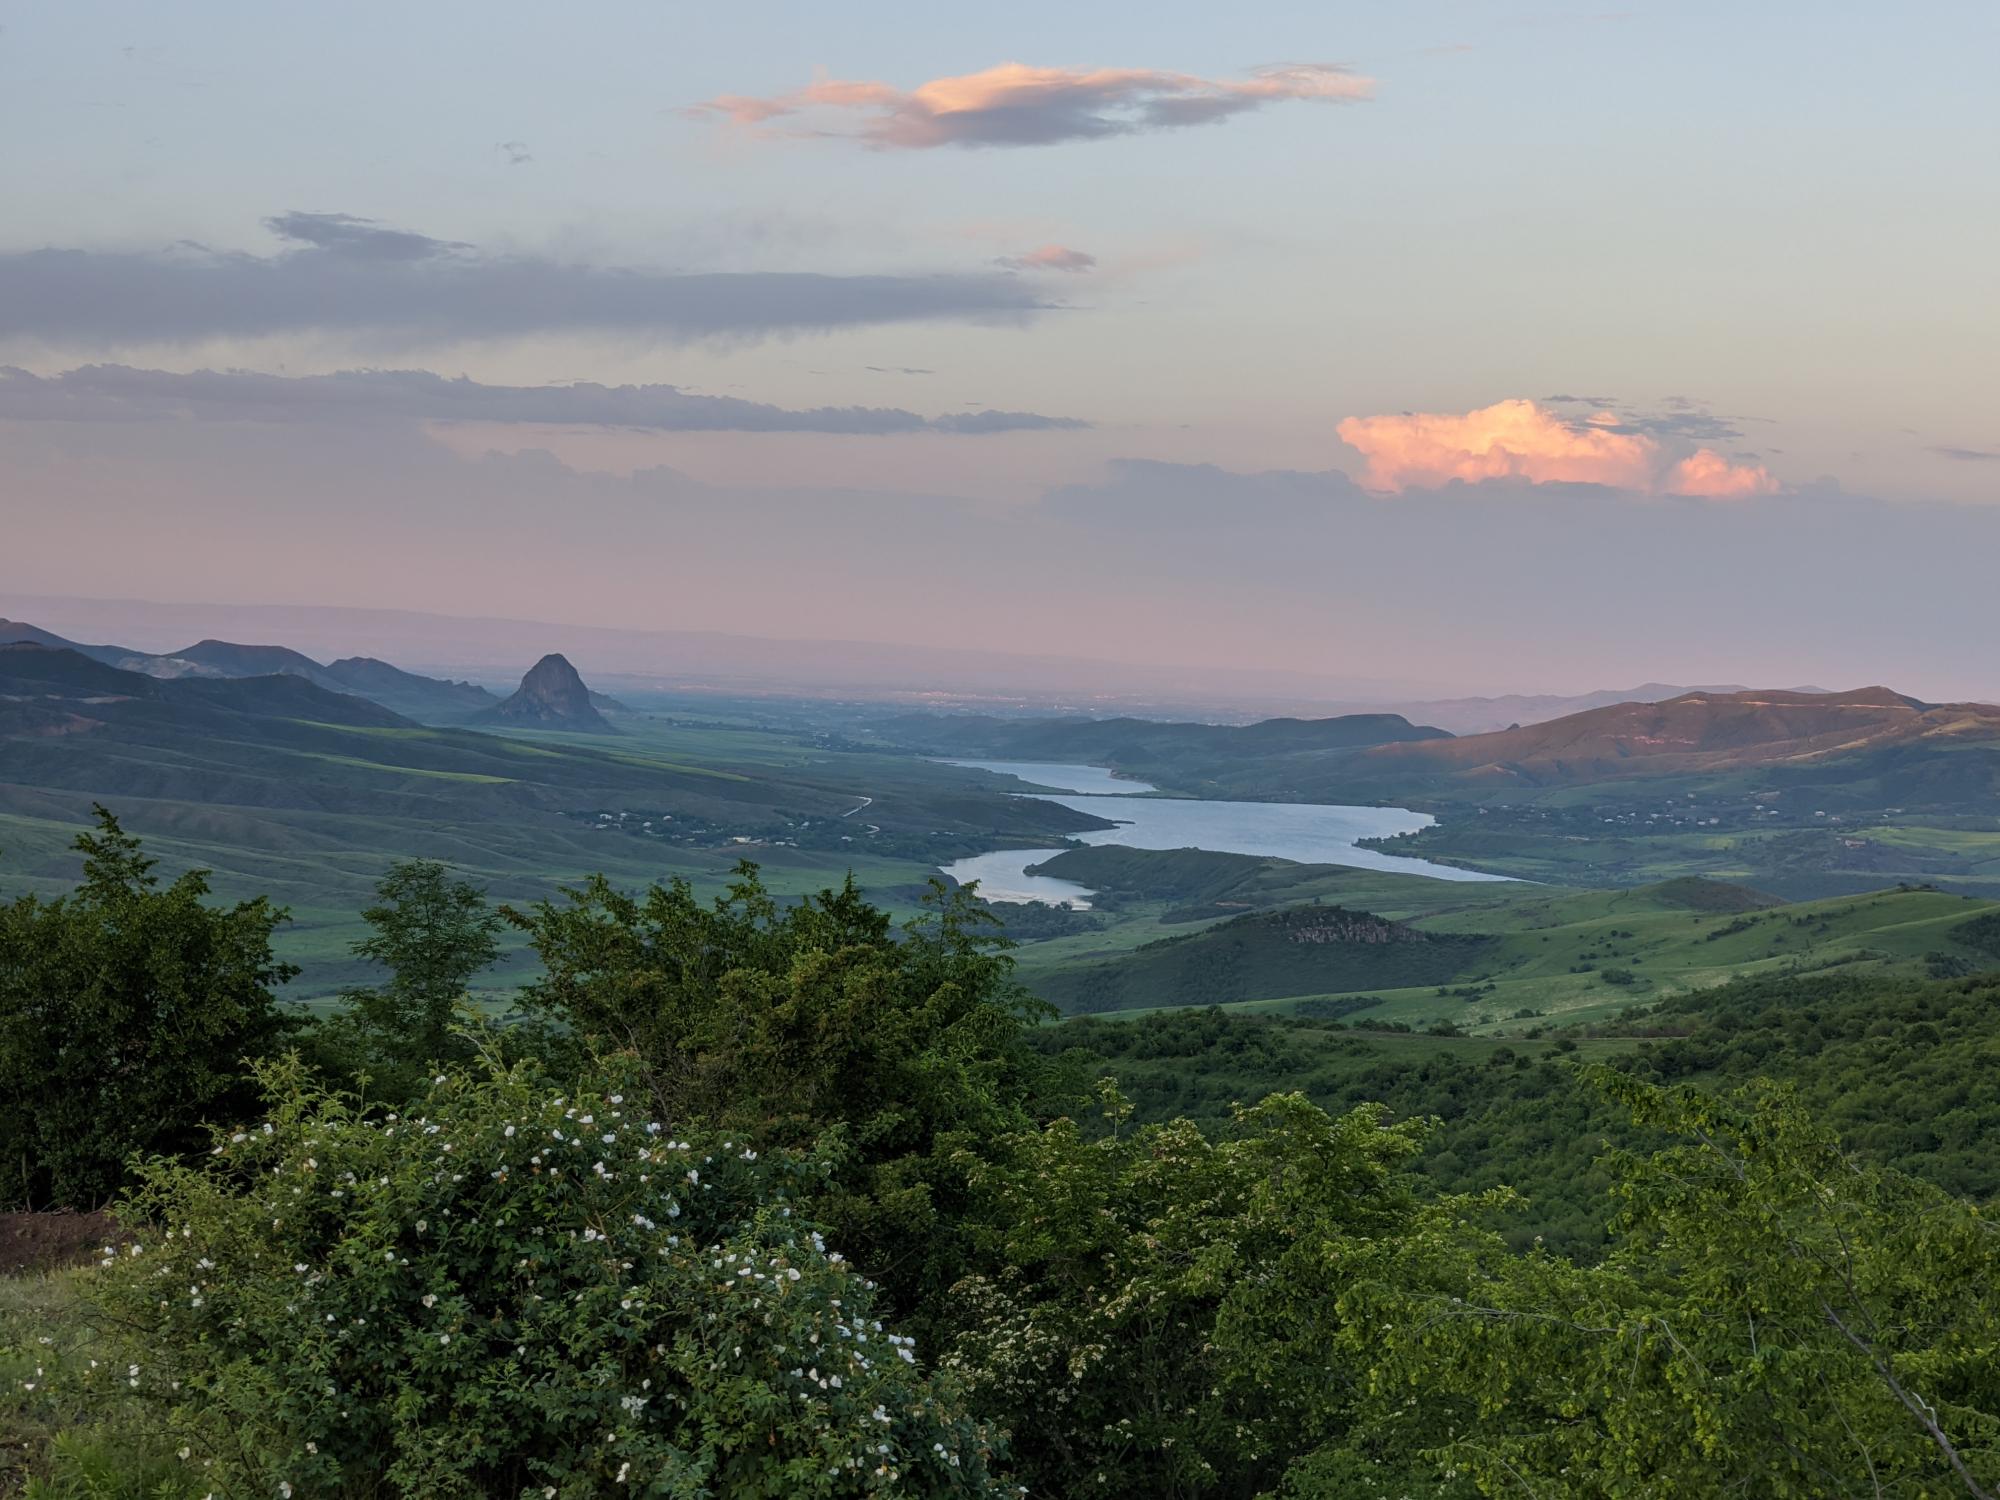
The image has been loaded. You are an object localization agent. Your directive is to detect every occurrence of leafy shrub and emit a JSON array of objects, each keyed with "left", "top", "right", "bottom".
[
  {"left": 314, "top": 858, "right": 505, "bottom": 1101},
  {"left": 33, "top": 1052, "right": 1009, "bottom": 1499},
  {"left": 509, "top": 867, "right": 1044, "bottom": 1323},
  {"left": 1952, "top": 910, "right": 2000, "bottom": 962},
  {"left": 0, "top": 808, "right": 298, "bottom": 1210},
  {"left": 943, "top": 1087, "right": 1433, "bottom": 1497},
  {"left": 1354, "top": 1075, "right": 2000, "bottom": 1495}
]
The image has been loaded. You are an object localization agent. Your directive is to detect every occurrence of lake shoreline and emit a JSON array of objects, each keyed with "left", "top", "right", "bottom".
[{"left": 935, "top": 758, "right": 1510, "bottom": 905}]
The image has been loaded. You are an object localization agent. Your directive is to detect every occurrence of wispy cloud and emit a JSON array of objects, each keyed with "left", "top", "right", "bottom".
[
  {"left": 687, "top": 61, "right": 1373, "bottom": 150},
  {"left": 996, "top": 244, "right": 1097, "bottom": 272},
  {"left": 496, "top": 140, "right": 533, "bottom": 166},
  {"left": 261, "top": 211, "right": 469, "bottom": 261},
  {"left": 0, "top": 364, "right": 1088, "bottom": 435},
  {"left": 1336, "top": 398, "right": 1779, "bottom": 498},
  {"left": 1541, "top": 392, "right": 1747, "bottom": 444},
  {"left": 0, "top": 214, "right": 1055, "bottom": 348},
  {"left": 1932, "top": 445, "right": 2000, "bottom": 463}
]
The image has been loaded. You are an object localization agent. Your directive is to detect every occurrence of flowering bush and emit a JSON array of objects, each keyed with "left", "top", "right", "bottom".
[{"left": 35, "top": 1053, "right": 1010, "bottom": 1498}]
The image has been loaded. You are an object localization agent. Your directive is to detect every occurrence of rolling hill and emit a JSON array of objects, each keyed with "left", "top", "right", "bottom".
[
  {"left": 1357, "top": 687, "right": 2000, "bottom": 784},
  {"left": 1, "top": 619, "right": 499, "bottom": 723},
  {"left": 0, "top": 642, "right": 1126, "bottom": 997},
  {"left": 888, "top": 709, "right": 1450, "bottom": 792},
  {"left": 1021, "top": 877, "right": 2000, "bottom": 1027},
  {"left": 0, "top": 617, "right": 146, "bottom": 668},
  {"left": 1345, "top": 682, "right": 1828, "bottom": 735},
  {"left": 320, "top": 656, "right": 496, "bottom": 718}
]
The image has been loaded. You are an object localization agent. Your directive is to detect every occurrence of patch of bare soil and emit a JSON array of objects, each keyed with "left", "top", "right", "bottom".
[{"left": 0, "top": 1210, "right": 120, "bottom": 1276}]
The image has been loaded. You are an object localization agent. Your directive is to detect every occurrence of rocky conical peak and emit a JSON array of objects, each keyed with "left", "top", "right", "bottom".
[{"left": 477, "top": 653, "right": 616, "bottom": 733}]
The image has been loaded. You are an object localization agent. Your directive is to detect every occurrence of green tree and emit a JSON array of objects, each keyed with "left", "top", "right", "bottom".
[
  {"left": 942, "top": 1086, "right": 1448, "bottom": 1498},
  {"left": 509, "top": 865, "right": 1046, "bottom": 1326},
  {"left": 326, "top": 858, "right": 502, "bottom": 1094},
  {"left": 0, "top": 807, "right": 298, "bottom": 1209},
  {"left": 27, "top": 1051, "right": 1010, "bottom": 1499},
  {"left": 1354, "top": 1072, "right": 2000, "bottom": 1496}
]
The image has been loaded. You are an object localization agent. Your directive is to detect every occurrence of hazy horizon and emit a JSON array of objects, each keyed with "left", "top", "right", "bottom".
[
  {"left": 6, "top": 4, "right": 1998, "bottom": 698},
  {"left": 5, "top": 590, "right": 1981, "bottom": 718}
]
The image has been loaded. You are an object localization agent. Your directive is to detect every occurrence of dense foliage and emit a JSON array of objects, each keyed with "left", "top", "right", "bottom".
[
  {"left": 943, "top": 1088, "right": 1441, "bottom": 1497},
  {"left": 1039, "top": 966, "right": 2000, "bottom": 1257},
  {"left": 1361, "top": 1074, "right": 2000, "bottom": 1496},
  {"left": 5, "top": 817, "right": 2000, "bottom": 1496},
  {"left": 1032, "top": 905, "right": 1492, "bottom": 1015},
  {"left": 29, "top": 1053, "right": 1008, "bottom": 1498},
  {"left": 0, "top": 808, "right": 298, "bottom": 1210},
  {"left": 507, "top": 867, "right": 1050, "bottom": 1324},
  {"left": 318, "top": 857, "right": 504, "bottom": 1097}
]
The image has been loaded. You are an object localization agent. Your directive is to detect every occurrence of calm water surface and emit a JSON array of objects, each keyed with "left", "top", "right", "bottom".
[{"left": 938, "top": 759, "right": 1509, "bottom": 906}]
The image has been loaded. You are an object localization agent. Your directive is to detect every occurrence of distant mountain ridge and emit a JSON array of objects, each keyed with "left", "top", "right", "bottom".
[
  {"left": 1, "top": 619, "right": 496, "bottom": 722},
  {"left": 1358, "top": 686, "right": 2000, "bottom": 783},
  {"left": 1347, "top": 682, "right": 1834, "bottom": 735},
  {"left": 900, "top": 710, "right": 1448, "bottom": 759},
  {"left": 896, "top": 709, "right": 1447, "bottom": 794},
  {"left": 0, "top": 642, "right": 409, "bottom": 731}
]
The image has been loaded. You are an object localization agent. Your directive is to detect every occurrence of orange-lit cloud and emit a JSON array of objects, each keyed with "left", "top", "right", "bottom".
[
  {"left": 688, "top": 62, "right": 1373, "bottom": 150},
  {"left": 1336, "top": 398, "right": 1778, "bottom": 498},
  {"left": 1664, "top": 447, "right": 1781, "bottom": 497}
]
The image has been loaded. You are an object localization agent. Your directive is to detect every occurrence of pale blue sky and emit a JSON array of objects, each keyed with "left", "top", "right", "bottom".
[{"left": 3, "top": 3, "right": 1997, "bottom": 691}]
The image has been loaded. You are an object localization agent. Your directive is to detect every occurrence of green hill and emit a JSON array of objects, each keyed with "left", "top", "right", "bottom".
[
  {"left": 1025, "top": 877, "right": 2000, "bottom": 1028},
  {"left": 889, "top": 708, "right": 1449, "bottom": 791},
  {"left": 1031, "top": 903, "right": 1496, "bottom": 1013},
  {"left": 1036, "top": 963, "right": 2000, "bottom": 1257}
]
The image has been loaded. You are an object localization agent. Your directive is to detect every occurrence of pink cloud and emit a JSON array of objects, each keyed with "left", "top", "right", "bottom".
[
  {"left": 996, "top": 244, "right": 1097, "bottom": 272},
  {"left": 1335, "top": 398, "right": 1778, "bottom": 498},
  {"left": 686, "top": 62, "right": 1373, "bottom": 150},
  {"left": 1664, "top": 446, "right": 1781, "bottom": 498}
]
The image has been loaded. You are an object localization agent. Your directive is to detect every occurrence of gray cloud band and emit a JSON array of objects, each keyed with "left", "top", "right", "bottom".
[
  {"left": 0, "top": 364, "right": 1087, "bottom": 435},
  {"left": 0, "top": 214, "right": 1054, "bottom": 346}
]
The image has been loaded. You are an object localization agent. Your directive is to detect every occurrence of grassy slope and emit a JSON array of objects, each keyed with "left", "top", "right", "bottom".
[
  {"left": 1032, "top": 881, "right": 2000, "bottom": 1034},
  {"left": 0, "top": 710, "right": 1110, "bottom": 1002}
]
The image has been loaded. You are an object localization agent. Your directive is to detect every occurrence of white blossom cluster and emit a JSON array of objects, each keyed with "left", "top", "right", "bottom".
[{"left": 34, "top": 1073, "right": 992, "bottom": 1494}]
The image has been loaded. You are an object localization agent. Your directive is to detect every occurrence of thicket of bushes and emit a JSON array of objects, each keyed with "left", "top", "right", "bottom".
[{"left": 3, "top": 810, "right": 1997, "bottom": 1496}]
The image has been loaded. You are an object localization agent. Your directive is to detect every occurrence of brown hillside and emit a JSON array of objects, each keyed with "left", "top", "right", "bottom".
[{"left": 1361, "top": 688, "right": 2000, "bottom": 781}]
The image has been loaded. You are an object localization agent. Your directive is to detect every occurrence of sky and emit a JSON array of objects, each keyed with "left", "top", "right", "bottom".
[{"left": 3, "top": 2, "right": 1998, "bottom": 699}]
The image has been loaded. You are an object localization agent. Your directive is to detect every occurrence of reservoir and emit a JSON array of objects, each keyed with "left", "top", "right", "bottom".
[{"left": 937, "top": 758, "right": 1509, "bottom": 905}]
